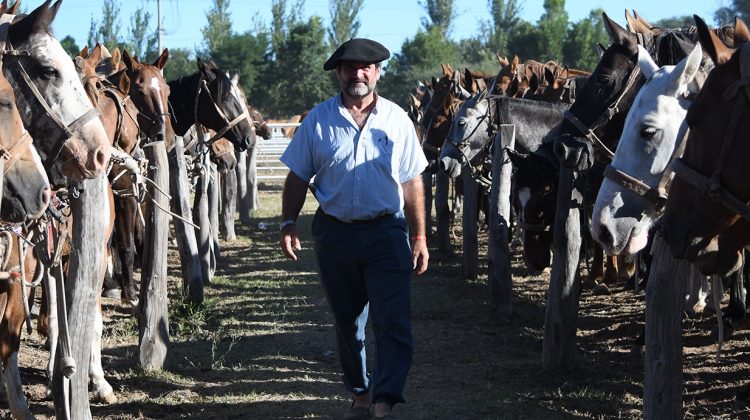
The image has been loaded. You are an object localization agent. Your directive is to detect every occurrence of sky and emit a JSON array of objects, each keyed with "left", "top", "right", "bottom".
[{"left": 50, "top": 0, "right": 725, "bottom": 57}]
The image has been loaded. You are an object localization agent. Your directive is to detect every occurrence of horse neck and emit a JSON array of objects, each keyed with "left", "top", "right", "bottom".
[{"left": 168, "top": 73, "right": 201, "bottom": 136}]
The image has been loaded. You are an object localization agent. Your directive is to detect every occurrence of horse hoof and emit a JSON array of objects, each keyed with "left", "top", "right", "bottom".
[{"left": 593, "top": 283, "right": 611, "bottom": 296}]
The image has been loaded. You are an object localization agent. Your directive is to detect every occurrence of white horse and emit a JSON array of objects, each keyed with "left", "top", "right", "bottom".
[{"left": 591, "top": 43, "right": 703, "bottom": 256}]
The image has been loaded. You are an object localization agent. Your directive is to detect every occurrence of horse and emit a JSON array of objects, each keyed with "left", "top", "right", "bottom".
[
  {"left": 663, "top": 17, "right": 750, "bottom": 278},
  {"left": 168, "top": 58, "right": 255, "bottom": 152},
  {"left": 3, "top": 0, "right": 111, "bottom": 188}
]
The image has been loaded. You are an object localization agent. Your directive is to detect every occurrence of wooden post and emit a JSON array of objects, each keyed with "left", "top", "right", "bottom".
[
  {"left": 138, "top": 141, "right": 170, "bottom": 369},
  {"left": 53, "top": 174, "right": 108, "bottom": 419},
  {"left": 221, "top": 168, "right": 238, "bottom": 241},
  {"left": 422, "top": 172, "right": 433, "bottom": 238},
  {"left": 235, "top": 150, "right": 250, "bottom": 224},
  {"left": 434, "top": 170, "right": 451, "bottom": 252},
  {"left": 208, "top": 162, "right": 221, "bottom": 260},
  {"left": 542, "top": 166, "right": 582, "bottom": 371},
  {"left": 643, "top": 231, "right": 687, "bottom": 419},
  {"left": 247, "top": 145, "right": 260, "bottom": 211},
  {"left": 488, "top": 125, "right": 515, "bottom": 319},
  {"left": 462, "top": 165, "right": 479, "bottom": 278},
  {"left": 168, "top": 136, "right": 204, "bottom": 304},
  {"left": 193, "top": 146, "right": 213, "bottom": 285}
]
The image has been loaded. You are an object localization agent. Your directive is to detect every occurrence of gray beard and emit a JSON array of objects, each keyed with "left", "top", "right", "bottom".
[{"left": 346, "top": 81, "right": 373, "bottom": 98}]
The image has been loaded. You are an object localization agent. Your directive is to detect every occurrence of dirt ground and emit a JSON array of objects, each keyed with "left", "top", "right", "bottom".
[{"left": 6, "top": 182, "right": 750, "bottom": 419}]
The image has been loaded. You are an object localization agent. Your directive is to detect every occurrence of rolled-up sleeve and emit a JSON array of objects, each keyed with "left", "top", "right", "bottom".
[
  {"left": 280, "top": 117, "right": 316, "bottom": 183},
  {"left": 398, "top": 121, "right": 428, "bottom": 183}
]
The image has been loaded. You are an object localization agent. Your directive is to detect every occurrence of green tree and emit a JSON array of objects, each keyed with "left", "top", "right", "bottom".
[
  {"left": 483, "top": 0, "right": 521, "bottom": 56},
  {"left": 270, "top": 0, "right": 304, "bottom": 54},
  {"left": 201, "top": 0, "right": 232, "bottom": 54},
  {"left": 562, "top": 8, "right": 607, "bottom": 71},
  {"left": 261, "top": 16, "right": 334, "bottom": 117},
  {"left": 162, "top": 48, "right": 196, "bottom": 82},
  {"left": 420, "top": 0, "right": 455, "bottom": 36},
  {"left": 126, "top": 6, "right": 158, "bottom": 61},
  {"left": 210, "top": 30, "right": 273, "bottom": 107},
  {"left": 327, "top": 0, "right": 364, "bottom": 49},
  {"left": 536, "top": 0, "right": 568, "bottom": 62},
  {"left": 654, "top": 16, "right": 695, "bottom": 29},
  {"left": 507, "top": 20, "right": 542, "bottom": 61},
  {"left": 87, "top": 0, "right": 122, "bottom": 51},
  {"left": 379, "top": 26, "right": 461, "bottom": 108},
  {"left": 60, "top": 35, "right": 80, "bottom": 58},
  {"left": 715, "top": 0, "right": 750, "bottom": 25}
]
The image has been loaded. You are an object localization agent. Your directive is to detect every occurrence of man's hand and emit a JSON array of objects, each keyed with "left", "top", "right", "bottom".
[
  {"left": 280, "top": 224, "right": 302, "bottom": 261},
  {"left": 412, "top": 238, "right": 429, "bottom": 275}
]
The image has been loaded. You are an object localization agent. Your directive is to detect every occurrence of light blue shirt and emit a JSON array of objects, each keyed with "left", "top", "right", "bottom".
[{"left": 280, "top": 93, "right": 428, "bottom": 223}]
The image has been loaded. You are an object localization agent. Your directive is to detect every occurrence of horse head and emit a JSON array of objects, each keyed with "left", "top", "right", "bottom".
[
  {"left": 552, "top": 12, "right": 642, "bottom": 172},
  {"left": 5, "top": 0, "right": 111, "bottom": 186},
  {"left": 0, "top": 68, "right": 49, "bottom": 222},
  {"left": 228, "top": 71, "right": 259, "bottom": 144},
  {"left": 593, "top": 43, "right": 702, "bottom": 257},
  {"left": 663, "top": 16, "right": 750, "bottom": 276},
  {"left": 439, "top": 89, "right": 491, "bottom": 179},
  {"left": 209, "top": 137, "right": 236, "bottom": 172},
  {"left": 121, "top": 48, "right": 175, "bottom": 151},
  {"left": 508, "top": 144, "right": 558, "bottom": 271}
]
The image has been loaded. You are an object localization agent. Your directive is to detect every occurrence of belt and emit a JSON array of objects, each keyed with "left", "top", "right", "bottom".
[{"left": 320, "top": 209, "right": 393, "bottom": 225}]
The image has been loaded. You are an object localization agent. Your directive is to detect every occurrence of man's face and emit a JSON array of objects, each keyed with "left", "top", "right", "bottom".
[{"left": 337, "top": 61, "right": 381, "bottom": 99}]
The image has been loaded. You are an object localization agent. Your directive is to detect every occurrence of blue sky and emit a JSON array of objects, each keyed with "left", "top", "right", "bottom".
[{"left": 50, "top": 0, "right": 724, "bottom": 56}]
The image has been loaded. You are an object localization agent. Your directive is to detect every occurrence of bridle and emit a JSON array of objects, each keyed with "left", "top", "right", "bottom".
[
  {"left": 448, "top": 91, "right": 494, "bottom": 188},
  {"left": 671, "top": 43, "right": 750, "bottom": 225},
  {"left": 81, "top": 73, "right": 141, "bottom": 150},
  {"left": 562, "top": 47, "right": 644, "bottom": 161},
  {"left": 192, "top": 77, "right": 250, "bottom": 147}
]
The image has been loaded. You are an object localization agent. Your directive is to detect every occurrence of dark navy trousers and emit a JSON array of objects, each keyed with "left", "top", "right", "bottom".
[{"left": 311, "top": 208, "right": 413, "bottom": 406}]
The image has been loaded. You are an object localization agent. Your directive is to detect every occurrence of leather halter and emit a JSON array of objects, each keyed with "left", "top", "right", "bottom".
[
  {"left": 562, "top": 47, "right": 644, "bottom": 161},
  {"left": 672, "top": 44, "right": 750, "bottom": 224},
  {"left": 190, "top": 77, "right": 250, "bottom": 149},
  {"left": 0, "top": 45, "right": 100, "bottom": 168},
  {"left": 604, "top": 123, "right": 690, "bottom": 216}
]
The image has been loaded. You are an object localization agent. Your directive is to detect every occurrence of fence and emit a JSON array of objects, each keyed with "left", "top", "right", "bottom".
[{"left": 256, "top": 123, "right": 299, "bottom": 180}]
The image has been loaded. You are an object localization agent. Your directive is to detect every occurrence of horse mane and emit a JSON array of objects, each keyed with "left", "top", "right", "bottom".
[{"left": 650, "top": 25, "right": 735, "bottom": 65}]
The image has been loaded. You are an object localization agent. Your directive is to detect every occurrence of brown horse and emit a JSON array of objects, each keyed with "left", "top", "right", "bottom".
[{"left": 664, "top": 16, "right": 750, "bottom": 277}]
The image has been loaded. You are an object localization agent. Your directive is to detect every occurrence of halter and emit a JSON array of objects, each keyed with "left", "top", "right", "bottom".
[
  {"left": 562, "top": 49, "right": 644, "bottom": 161},
  {"left": 448, "top": 92, "right": 494, "bottom": 188},
  {"left": 671, "top": 43, "right": 750, "bottom": 224},
  {"left": 191, "top": 77, "right": 250, "bottom": 148}
]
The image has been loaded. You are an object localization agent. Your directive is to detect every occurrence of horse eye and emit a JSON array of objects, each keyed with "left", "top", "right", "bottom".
[
  {"left": 0, "top": 100, "right": 12, "bottom": 109},
  {"left": 41, "top": 66, "right": 58, "bottom": 79},
  {"left": 458, "top": 120, "right": 466, "bottom": 127},
  {"left": 641, "top": 127, "right": 658, "bottom": 139}
]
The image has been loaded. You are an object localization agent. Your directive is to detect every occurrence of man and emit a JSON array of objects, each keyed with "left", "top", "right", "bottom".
[{"left": 278, "top": 38, "right": 429, "bottom": 419}]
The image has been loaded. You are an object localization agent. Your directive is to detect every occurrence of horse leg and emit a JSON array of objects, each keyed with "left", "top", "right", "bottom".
[
  {"left": 89, "top": 298, "right": 116, "bottom": 404},
  {"left": 1, "top": 284, "right": 34, "bottom": 419},
  {"left": 114, "top": 195, "right": 138, "bottom": 306},
  {"left": 685, "top": 264, "right": 710, "bottom": 317},
  {"left": 582, "top": 244, "right": 604, "bottom": 289}
]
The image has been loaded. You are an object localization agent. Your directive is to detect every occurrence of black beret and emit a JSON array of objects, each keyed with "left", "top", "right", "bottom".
[{"left": 323, "top": 38, "right": 390, "bottom": 71}]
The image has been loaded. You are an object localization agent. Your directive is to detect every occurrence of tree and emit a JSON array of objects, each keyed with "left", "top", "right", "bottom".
[
  {"left": 162, "top": 48, "right": 196, "bottom": 83},
  {"left": 211, "top": 30, "right": 273, "bottom": 106},
  {"left": 260, "top": 16, "right": 334, "bottom": 117},
  {"left": 201, "top": 0, "right": 233, "bottom": 57},
  {"left": 126, "top": 6, "right": 158, "bottom": 61},
  {"left": 715, "top": 0, "right": 750, "bottom": 25},
  {"left": 378, "top": 26, "right": 461, "bottom": 108},
  {"left": 536, "top": 0, "right": 568, "bottom": 62},
  {"left": 87, "top": 0, "right": 122, "bottom": 51},
  {"left": 60, "top": 35, "right": 80, "bottom": 58},
  {"left": 327, "top": 0, "right": 364, "bottom": 49},
  {"left": 420, "top": 0, "right": 455, "bottom": 36},
  {"left": 270, "top": 0, "right": 304, "bottom": 53},
  {"left": 507, "top": 20, "right": 542, "bottom": 61},
  {"left": 562, "top": 8, "right": 607, "bottom": 71},
  {"left": 484, "top": 0, "right": 521, "bottom": 56},
  {"left": 654, "top": 16, "right": 695, "bottom": 29}
]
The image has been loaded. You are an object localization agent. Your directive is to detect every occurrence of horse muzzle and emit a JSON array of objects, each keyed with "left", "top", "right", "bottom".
[{"left": 553, "top": 135, "right": 594, "bottom": 171}]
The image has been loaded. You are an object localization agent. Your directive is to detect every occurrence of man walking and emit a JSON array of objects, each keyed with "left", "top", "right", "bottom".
[{"left": 279, "top": 38, "right": 429, "bottom": 419}]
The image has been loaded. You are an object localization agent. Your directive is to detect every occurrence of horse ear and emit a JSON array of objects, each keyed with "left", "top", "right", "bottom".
[
  {"left": 734, "top": 17, "right": 750, "bottom": 45},
  {"left": 637, "top": 45, "right": 659, "bottom": 79},
  {"left": 596, "top": 42, "right": 606, "bottom": 58},
  {"left": 624, "top": 9, "right": 637, "bottom": 32},
  {"left": 231, "top": 72, "right": 240, "bottom": 84},
  {"left": 8, "top": 0, "right": 18, "bottom": 14},
  {"left": 527, "top": 73, "right": 539, "bottom": 94},
  {"left": 634, "top": 10, "right": 655, "bottom": 30},
  {"left": 122, "top": 49, "right": 136, "bottom": 72},
  {"left": 110, "top": 70, "right": 130, "bottom": 94},
  {"left": 544, "top": 67, "right": 555, "bottom": 85},
  {"left": 695, "top": 14, "right": 735, "bottom": 65},
  {"left": 111, "top": 48, "right": 122, "bottom": 71},
  {"left": 511, "top": 55, "right": 520, "bottom": 69},
  {"left": 78, "top": 45, "right": 89, "bottom": 58},
  {"left": 153, "top": 48, "right": 169, "bottom": 69},
  {"left": 668, "top": 43, "right": 703, "bottom": 93},
  {"left": 496, "top": 53, "right": 509, "bottom": 67},
  {"left": 99, "top": 43, "right": 111, "bottom": 59},
  {"left": 197, "top": 58, "right": 216, "bottom": 81},
  {"left": 603, "top": 12, "right": 638, "bottom": 53},
  {"left": 440, "top": 63, "right": 451, "bottom": 77},
  {"left": 88, "top": 43, "right": 102, "bottom": 65}
]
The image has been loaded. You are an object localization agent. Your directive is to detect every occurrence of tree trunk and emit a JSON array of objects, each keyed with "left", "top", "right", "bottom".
[
  {"left": 542, "top": 166, "right": 582, "bottom": 371},
  {"left": 247, "top": 145, "right": 260, "bottom": 211},
  {"left": 221, "top": 168, "right": 237, "bottom": 241},
  {"left": 138, "top": 141, "right": 170, "bottom": 369},
  {"left": 235, "top": 150, "right": 250, "bottom": 224},
  {"left": 193, "top": 147, "right": 213, "bottom": 285},
  {"left": 208, "top": 162, "right": 220, "bottom": 261},
  {"left": 488, "top": 125, "right": 515, "bottom": 319},
  {"left": 168, "top": 136, "right": 204, "bottom": 304}
]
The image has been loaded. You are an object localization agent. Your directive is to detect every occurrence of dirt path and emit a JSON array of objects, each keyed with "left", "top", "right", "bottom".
[{"left": 7, "top": 184, "right": 750, "bottom": 419}]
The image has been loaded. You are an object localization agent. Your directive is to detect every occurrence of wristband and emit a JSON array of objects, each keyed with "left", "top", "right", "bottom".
[
  {"left": 279, "top": 219, "right": 296, "bottom": 231},
  {"left": 411, "top": 235, "right": 426, "bottom": 241}
]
